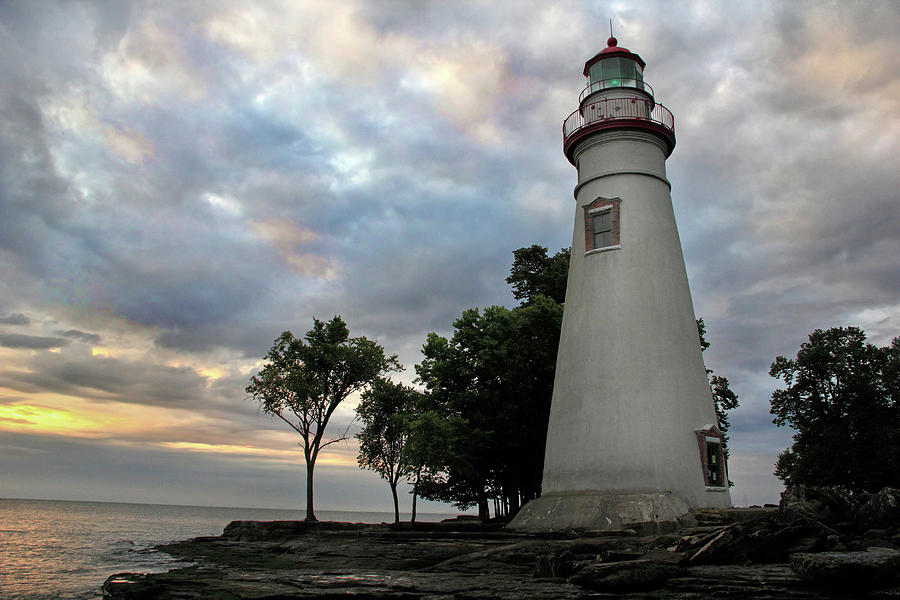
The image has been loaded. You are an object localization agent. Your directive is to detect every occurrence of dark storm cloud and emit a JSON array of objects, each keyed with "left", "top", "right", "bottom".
[
  {"left": 0, "top": 349, "right": 209, "bottom": 408},
  {"left": 55, "top": 329, "right": 102, "bottom": 344},
  {"left": 0, "top": 334, "right": 67, "bottom": 350},
  {"left": 155, "top": 324, "right": 273, "bottom": 356},
  {"left": 0, "top": 314, "right": 30, "bottom": 325},
  {"left": 0, "top": 91, "right": 74, "bottom": 277}
]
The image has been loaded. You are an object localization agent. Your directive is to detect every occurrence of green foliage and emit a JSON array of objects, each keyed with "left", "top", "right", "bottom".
[
  {"left": 246, "top": 316, "right": 399, "bottom": 520},
  {"left": 506, "top": 245, "right": 570, "bottom": 305},
  {"left": 696, "top": 317, "right": 711, "bottom": 352},
  {"left": 710, "top": 374, "right": 739, "bottom": 435},
  {"left": 769, "top": 326, "right": 900, "bottom": 491},
  {"left": 415, "top": 295, "right": 564, "bottom": 517},
  {"left": 697, "top": 318, "right": 740, "bottom": 454},
  {"left": 356, "top": 378, "right": 422, "bottom": 523}
]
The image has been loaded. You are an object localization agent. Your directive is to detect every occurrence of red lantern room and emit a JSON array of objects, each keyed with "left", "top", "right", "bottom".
[{"left": 563, "top": 37, "right": 676, "bottom": 165}]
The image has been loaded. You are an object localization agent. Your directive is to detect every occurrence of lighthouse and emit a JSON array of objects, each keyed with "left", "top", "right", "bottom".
[{"left": 510, "top": 38, "right": 732, "bottom": 530}]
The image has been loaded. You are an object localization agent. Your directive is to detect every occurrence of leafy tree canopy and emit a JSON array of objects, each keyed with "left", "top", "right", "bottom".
[
  {"left": 415, "top": 295, "right": 564, "bottom": 518},
  {"left": 770, "top": 326, "right": 900, "bottom": 491},
  {"left": 506, "top": 245, "right": 570, "bottom": 306}
]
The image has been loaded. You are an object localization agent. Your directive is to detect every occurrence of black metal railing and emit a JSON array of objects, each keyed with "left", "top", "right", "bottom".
[{"left": 563, "top": 97, "right": 675, "bottom": 142}]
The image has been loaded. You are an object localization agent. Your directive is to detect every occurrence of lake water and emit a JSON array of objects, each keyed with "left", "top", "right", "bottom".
[{"left": 0, "top": 498, "right": 458, "bottom": 599}]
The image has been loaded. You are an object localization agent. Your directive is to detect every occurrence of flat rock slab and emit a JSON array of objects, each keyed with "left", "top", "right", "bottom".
[
  {"left": 104, "top": 568, "right": 586, "bottom": 599},
  {"left": 569, "top": 559, "right": 684, "bottom": 591},
  {"left": 670, "top": 565, "right": 833, "bottom": 599},
  {"left": 101, "top": 519, "right": 896, "bottom": 599},
  {"left": 104, "top": 564, "right": 845, "bottom": 600},
  {"left": 790, "top": 548, "right": 900, "bottom": 585}
]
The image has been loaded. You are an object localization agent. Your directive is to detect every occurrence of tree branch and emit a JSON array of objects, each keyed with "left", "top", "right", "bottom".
[
  {"left": 319, "top": 434, "right": 350, "bottom": 450},
  {"left": 272, "top": 410, "right": 306, "bottom": 436},
  {"left": 318, "top": 417, "right": 355, "bottom": 451}
]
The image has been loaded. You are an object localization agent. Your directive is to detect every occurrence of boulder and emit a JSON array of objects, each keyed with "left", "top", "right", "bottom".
[
  {"left": 847, "top": 538, "right": 897, "bottom": 551},
  {"left": 220, "top": 519, "right": 373, "bottom": 541},
  {"left": 780, "top": 485, "right": 863, "bottom": 527},
  {"left": 789, "top": 548, "right": 900, "bottom": 586},
  {"left": 599, "top": 548, "right": 645, "bottom": 562},
  {"left": 681, "top": 510, "right": 842, "bottom": 565},
  {"left": 859, "top": 488, "right": 900, "bottom": 530},
  {"left": 568, "top": 559, "right": 684, "bottom": 591},
  {"left": 533, "top": 552, "right": 568, "bottom": 578},
  {"left": 866, "top": 529, "right": 893, "bottom": 539}
]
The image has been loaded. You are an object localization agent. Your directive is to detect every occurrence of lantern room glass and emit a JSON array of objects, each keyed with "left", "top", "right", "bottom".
[{"left": 588, "top": 57, "right": 644, "bottom": 93}]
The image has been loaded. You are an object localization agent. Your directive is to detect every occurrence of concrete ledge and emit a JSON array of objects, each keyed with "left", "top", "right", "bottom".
[{"left": 507, "top": 491, "right": 693, "bottom": 532}]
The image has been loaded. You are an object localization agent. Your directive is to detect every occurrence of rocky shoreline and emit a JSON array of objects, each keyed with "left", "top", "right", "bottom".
[{"left": 103, "top": 486, "right": 900, "bottom": 599}]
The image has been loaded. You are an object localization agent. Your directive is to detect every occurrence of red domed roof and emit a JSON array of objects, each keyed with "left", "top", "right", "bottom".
[{"left": 583, "top": 37, "right": 646, "bottom": 76}]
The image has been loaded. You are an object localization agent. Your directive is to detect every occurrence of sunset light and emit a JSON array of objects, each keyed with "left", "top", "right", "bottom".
[
  {"left": 158, "top": 441, "right": 357, "bottom": 467},
  {"left": 0, "top": 403, "right": 115, "bottom": 436}
]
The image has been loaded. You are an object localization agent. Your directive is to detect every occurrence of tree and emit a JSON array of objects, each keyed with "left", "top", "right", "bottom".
[
  {"left": 697, "top": 318, "right": 740, "bottom": 455},
  {"left": 356, "top": 378, "right": 422, "bottom": 523},
  {"left": 415, "top": 295, "right": 564, "bottom": 518},
  {"left": 402, "top": 402, "right": 453, "bottom": 523},
  {"left": 769, "top": 326, "right": 900, "bottom": 490},
  {"left": 246, "top": 316, "right": 399, "bottom": 521},
  {"left": 506, "top": 245, "right": 570, "bottom": 305}
]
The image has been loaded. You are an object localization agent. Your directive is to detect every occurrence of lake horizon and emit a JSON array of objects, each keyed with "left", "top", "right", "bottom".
[{"left": 1, "top": 497, "right": 466, "bottom": 599}]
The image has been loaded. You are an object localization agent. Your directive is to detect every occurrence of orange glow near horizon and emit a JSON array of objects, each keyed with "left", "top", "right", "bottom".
[
  {"left": 157, "top": 441, "right": 357, "bottom": 466},
  {"left": 0, "top": 402, "right": 122, "bottom": 437},
  {"left": 0, "top": 388, "right": 360, "bottom": 467},
  {"left": 0, "top": 390, "right": 198, "bottom": 440},
  {"left": 160, "top": 441, "right": 299, "bottom": 460}
]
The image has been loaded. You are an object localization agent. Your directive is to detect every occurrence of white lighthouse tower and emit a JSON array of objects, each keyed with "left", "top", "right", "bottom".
[{"left": 511, "top": 38, "right": 732, "bottom": 530}]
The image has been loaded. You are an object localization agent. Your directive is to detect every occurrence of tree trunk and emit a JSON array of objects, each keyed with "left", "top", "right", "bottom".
[
  {"left": 477, "top": 492, "right": 489, "bottom": 521},
  {"left": 390, "top": 481, "right": 400, "bottom": 524},
  {"left": 410, "top": 470, "right": 420, "bottom": 523},
  {"left": 305, "top": 458, "right": 317, "bottom": 521},
  {"left": 509, "top": 492, "right": 521, "bottom": 518}
]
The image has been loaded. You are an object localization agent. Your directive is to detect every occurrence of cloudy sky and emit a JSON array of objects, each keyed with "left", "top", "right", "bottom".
[{"left": 1, "top": 0, "right": 898, "bottom": 512}]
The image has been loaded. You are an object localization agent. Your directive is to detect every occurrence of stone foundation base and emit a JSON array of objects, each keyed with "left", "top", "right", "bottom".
[{"left": 507, "top": 491, "right": 693, "bottom": 531}]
